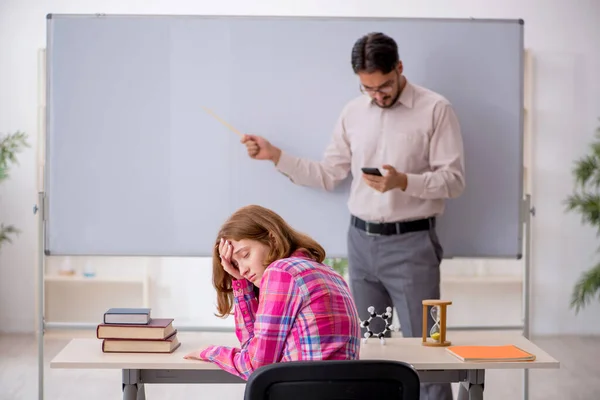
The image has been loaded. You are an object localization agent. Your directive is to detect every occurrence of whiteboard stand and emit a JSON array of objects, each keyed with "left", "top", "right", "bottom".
[
  {"left": 34, "top": 46, "right": 46, "bottom": 400},
  {"left": 522, "top": 193, "right": 535, "bottom": 400},
  {"left": 35, "top": 191, "right": 46, "bottom": 400}
]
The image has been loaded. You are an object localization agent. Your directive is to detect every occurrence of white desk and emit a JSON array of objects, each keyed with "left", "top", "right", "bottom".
[{"left": 50, "top": 331, "right": 559, "bottom": 400}]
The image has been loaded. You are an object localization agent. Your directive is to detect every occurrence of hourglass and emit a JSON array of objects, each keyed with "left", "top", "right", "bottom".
[{"left": 421, "top": 299, "right": 452, "bottom": 347}]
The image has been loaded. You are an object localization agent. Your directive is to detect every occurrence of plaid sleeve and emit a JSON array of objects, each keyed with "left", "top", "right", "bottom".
[
  {"left": 232, "top": 279, "right": 258, "bottom": 346},
  {"left": 199, "top": 267, "right": 302, "bottom": 380}
]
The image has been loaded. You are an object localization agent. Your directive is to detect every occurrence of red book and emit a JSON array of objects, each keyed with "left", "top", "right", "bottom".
[{"left": 97, "top": 318, "right": 175, "bottom": 340}]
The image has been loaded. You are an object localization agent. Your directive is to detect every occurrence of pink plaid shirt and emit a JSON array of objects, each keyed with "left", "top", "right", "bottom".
[{"left": 198, "top": 250, "right": 361, "bottom": 380}]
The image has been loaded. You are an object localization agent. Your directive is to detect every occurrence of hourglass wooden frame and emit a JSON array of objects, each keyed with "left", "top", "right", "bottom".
[{"left": 422, "top": 299, "right": 452, "bottom": 347}]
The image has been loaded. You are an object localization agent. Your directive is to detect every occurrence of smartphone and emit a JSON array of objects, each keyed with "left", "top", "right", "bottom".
[{"left": 361, "top": 167, "right": 382, "bottom": 176}]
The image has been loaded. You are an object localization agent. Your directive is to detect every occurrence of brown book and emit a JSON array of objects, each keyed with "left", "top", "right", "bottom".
[
  {"left": 102, "top": 331, "right": 180, "bottom": 353},
  {"left": 97, "top": 318, "right": 175, "bottom": 340}
]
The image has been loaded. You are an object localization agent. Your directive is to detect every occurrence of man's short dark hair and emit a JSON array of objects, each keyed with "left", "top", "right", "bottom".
[{"left": 351, "top": 32, "right": 399, "bottom": 74}]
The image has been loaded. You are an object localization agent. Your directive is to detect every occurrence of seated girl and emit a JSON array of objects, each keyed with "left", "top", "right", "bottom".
[{"left": 184, "top": 204, "right": 361, "bottom": 380}]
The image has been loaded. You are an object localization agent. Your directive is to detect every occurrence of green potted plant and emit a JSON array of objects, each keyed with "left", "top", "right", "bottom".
[
  {"left": 324, "top": 257, "right": 349, "bottom": 278},
  {"left": 565, "top": 122, "right": 600, "bottom": 314},
  {"left": 0, "top": 130, "right": 29, "bottom": 251}
]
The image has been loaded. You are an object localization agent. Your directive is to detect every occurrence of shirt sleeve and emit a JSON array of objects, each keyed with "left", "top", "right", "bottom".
[
  {"left": 199, "top": 267, "right": 303, "bottom": 380},
  {"left": 232, "top": 279, "right": 258, "bottom": 347},
  {"left": 275, "top": 111, "right": 352, "bottom": 191},
  {"left": 403, "top": 100, "right": 466, "bottom": 199}
]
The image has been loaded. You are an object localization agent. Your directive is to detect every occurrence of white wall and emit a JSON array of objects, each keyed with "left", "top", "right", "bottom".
[{"left": 1, "top": 0, "right": 599, "bottom": 334}]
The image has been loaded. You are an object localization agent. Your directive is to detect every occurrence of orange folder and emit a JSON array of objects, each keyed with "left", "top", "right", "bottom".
[{"left": 446, "top": 345, "right": 536, "bottom": 362}]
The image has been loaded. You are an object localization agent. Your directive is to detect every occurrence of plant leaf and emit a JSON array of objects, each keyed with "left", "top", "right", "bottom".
[
  {"left": 0, "top": 224, "right": 20, "bottom": 250},
  {"left": 0, "top": 130, "right": 29, "bottom": 184},
  {"left": 572, "top": 154, "right": 598, "bottom": 188},
  {"left": 0, "top": 131, "right": 28, "bottom": 251},
  {"left": 570, "top": 263, "right": 600, "bottom": 314},
  {"left": 564, "top": 192, "right": 600, "bottom": 235}
]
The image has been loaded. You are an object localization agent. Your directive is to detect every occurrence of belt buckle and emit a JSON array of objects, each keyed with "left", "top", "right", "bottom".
[{"left": 365, "top": 221, "right": 381, "bottom": 236}]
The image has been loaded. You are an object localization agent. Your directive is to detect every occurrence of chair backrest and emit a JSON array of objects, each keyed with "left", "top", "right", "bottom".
[{"left": 244, "top": 360, "right": 420, "bottom": 400}]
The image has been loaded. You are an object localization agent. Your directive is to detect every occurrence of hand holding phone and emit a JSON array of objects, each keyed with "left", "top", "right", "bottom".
[{"left": 361, "top": 167, "right": 383, "bottom": 176}]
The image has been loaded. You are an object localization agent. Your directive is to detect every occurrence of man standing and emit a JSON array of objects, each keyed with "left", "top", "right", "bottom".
[{"left": 241, "top": 32, "right": 464, "bottom": 400}]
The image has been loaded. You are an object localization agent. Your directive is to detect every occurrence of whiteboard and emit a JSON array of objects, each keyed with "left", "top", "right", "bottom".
[{"left": 45, "top": 14, "right": 524, "bottom": 258}]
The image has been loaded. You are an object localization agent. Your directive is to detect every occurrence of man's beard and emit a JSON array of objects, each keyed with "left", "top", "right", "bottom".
[
  {"left": 374, "top": 77, "right": 403, "bottom": 109},
  {"left": 374, "top": 87, "right": 401, "bottom": 109}
]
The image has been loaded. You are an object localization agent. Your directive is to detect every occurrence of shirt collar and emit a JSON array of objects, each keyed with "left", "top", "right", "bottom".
[
  {"left": 290, "top": 249, "right": 310, "bottom": 259},
  {"left": 396, "top": 79, "right": 415, "bottom": 108}
]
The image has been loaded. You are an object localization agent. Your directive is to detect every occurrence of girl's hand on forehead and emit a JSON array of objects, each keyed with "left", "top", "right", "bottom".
[{"left": 219, "top": 238, "right": 243, "bottom": 280}]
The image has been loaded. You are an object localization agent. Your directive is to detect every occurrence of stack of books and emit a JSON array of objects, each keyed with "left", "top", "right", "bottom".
[{"left": 96, "top": 307, "right": 180, "bottom": 353}]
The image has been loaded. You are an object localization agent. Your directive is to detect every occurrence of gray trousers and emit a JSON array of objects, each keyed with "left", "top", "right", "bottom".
[{"left": 347, "top": 222, "right": 453, "bottom": 400}]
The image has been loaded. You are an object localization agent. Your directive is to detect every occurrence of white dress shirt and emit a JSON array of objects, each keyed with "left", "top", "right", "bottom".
[{"left": 275, "top": 79, "right": 465, "bottom": 223}]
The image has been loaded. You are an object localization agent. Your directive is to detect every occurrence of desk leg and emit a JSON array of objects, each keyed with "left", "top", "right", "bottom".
[
  {"left": 457, "top": 370, "right": 485, "bottom": 400},
  {"left": 137, "top": 384, "right": 146, "bottom": 400},
  {"left": 122, "top": 369, "right": 146, "bottom": 400},
  {"left": 123, "top": 384, "right": 137, "bottom": 400},
  {"left": 122, "top": 384, "right": 146, "bottom": 400}
]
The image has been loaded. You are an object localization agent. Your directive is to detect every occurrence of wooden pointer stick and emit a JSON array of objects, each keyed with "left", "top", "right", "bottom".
[{"left": 201, "top": 106, "right": 243, "bottom": 138}]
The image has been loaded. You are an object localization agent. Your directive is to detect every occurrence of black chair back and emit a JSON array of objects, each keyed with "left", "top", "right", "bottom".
[{"left": 244, "top": 360, "right": 420, "bottom": 400}]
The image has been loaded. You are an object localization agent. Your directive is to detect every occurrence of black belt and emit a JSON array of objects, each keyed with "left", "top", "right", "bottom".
[{"left": 351, "top": 215, "right": 435, "bottom": 236}]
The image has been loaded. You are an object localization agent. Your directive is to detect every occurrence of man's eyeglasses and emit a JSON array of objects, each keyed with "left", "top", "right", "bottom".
[
  {"left": 360, "top": 84, "right": 395, "bottom": 96},
  {"left": 359, "top": 70, "right": 399, "bottom": 96}
]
